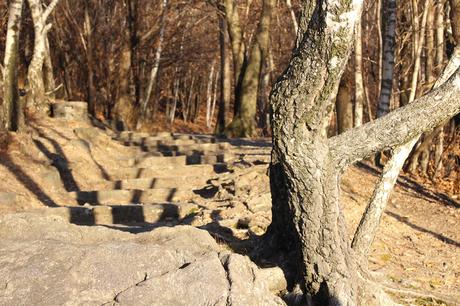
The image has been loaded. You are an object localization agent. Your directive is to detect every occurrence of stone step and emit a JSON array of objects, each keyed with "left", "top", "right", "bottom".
[
  {"left": 108, "top": 163, "right": 228, "bottom": 180},
  {"left": 153, "top": 142, "right": 231, "bottom": 153},
  {"left": 34, "top": 202, "right": 199, "bottom": 225},
  {"left": 131, "top": 137, "right": 220, "bottom": 148},
  {"left": 115, "top": 132, "right": 170, "bottom": 144},
  {"left": 117, "top": 133, "right": 223, "bottom": 147},
  {"left": 83, "top": 176, "right": 208, "bottom": 191},
  {"left": 69, "top": 188, "right": 194, "bottom": 205},
  {"left": 186, "top": 153, "right": 235, "bottom": 165},
  {"left": 118, "top": 155, "right": 187, "bottom": 168}
]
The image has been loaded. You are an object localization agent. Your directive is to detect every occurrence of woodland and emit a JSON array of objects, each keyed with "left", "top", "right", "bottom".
[{"left": 0, "top": 0, "right": 460, "bottom": 305}]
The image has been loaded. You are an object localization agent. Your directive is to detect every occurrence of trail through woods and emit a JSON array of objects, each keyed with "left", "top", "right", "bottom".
[{"left": 0, "top": 107, "right": 457, "bottom": 305}]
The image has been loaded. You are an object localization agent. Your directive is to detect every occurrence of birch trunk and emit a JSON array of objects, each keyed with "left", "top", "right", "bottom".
[
  {"left": 26, "top": 0, "right": 60, "bottom": 112},
  {"left": 141, "top": 0, "right": 168, "bottom": 115},
  {"left": 377, "top": 0, "right": 396, "bottom": 118},
  {"left": 2, "top": 0, "right": 24, "bottom": 131},
  {"left": 206, "top": 62, "right": 216, "bottom": 128}
]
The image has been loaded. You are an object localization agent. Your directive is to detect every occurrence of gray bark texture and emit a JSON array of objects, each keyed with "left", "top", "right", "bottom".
[{"left": 268, "top": 0, "right": 460, "bottom": 305}]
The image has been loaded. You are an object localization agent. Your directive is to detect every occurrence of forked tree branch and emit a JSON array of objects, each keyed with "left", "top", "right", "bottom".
[{"left": 328, "top": 65, "right": 460, "bottom": 169}]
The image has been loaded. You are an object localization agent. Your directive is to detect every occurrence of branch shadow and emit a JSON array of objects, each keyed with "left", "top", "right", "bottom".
[
  {"left": 386, "top": 211, "right": 460, "bottom": 248},
  {"left": 356, "top": 162, "right": 460, "bottom": 209},
  {"left": 0, "top": 153, "right": 58, "bottom": 207}
]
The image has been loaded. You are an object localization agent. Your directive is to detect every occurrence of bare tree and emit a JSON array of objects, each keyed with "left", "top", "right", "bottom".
[{"left": 268, "top": 0, "right": 460, "bottom": 304}]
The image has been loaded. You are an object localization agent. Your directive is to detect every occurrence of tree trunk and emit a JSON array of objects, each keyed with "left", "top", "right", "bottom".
[
  {"left": 268, "top": 0, "right": 460, "bottom": 304},
  {"left": 141, "top": 0, "right": 168, "bottom": 117},
  {"left": 336, "top": 58, "right": 354, "bottom": 134},
  {"left": 377, "top": 0, "right": 396, "bottom": 118},
  {"left": 354, "top": 17, "right": 365, "bottom": 127},
  {"left": 43, "top": 37, "right": 56, "bottom": 96},
  {"left": 2, "top": 0, "right": 24, "bottom": 131},
  {"left": 226, "top": 0, "right": 274, "bottom": 137},
  {"left": 84, "top": 1, "right": 96, "bottom": 115},
  {"left": 206, "top": 62, "right": 216, "bottom": 128},
  {"left": 215, "top": 14, "right": 232, "bottom": 135},
  {"left": 285, "top": 0, "right": 298, "bottom": 34},
  {"left": 223, "top": 0, "right": 245, "bottom": 95},
  {"left": 26, "top": 0, "right": 60, "bottom": 112},
  {"left": 268, "top": 1, "right": 365, "bottom": 303}
]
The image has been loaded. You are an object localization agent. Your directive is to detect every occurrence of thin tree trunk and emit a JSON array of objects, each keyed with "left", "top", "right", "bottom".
[
  {"left": 336, "top": 58, "right": 354, "bottom": 134},
  {"left": 215, "top": 15, "right": 231, "bottom": 135},
  {"left": 2, "top": 0, "right": 24, "bottom": 131},
  {"left": 84, "top": 1, "right": 96, "bottom": 115},
  {"left": 376, "top": 0, "right": 383, "bottom": 99},
  {"left": 206, "top": 62, "right": 216, "bottom": 128},
  {"left": 141, "top": 0, "right": 168, "bottom": 116},
  {"left": 223, "top": 0, "right": 245, "bottom": 90},
  {"left": 377, "top": 0, "right": 396, "bottom": 118},
  {"left": 354, "top": 16, "right": 365, "bottom": 127},
  {"left": 170, "top": 78, "right": 179, "bottom": 125},
  {"left": 285, "top": 0, "right": 298, "bottom": 34},
  {"left": 352, "top": 0, "right": 449, "bottom": 260}
]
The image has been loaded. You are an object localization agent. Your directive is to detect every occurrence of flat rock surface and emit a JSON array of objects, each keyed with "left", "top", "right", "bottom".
[{"left": 0, "top": 213, "right": 285, "bottom": 306}]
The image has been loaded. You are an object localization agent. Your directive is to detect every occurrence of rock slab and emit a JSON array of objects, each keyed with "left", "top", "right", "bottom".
[{"left": 0, "top": 213, "right": 285, "bottom": 306}]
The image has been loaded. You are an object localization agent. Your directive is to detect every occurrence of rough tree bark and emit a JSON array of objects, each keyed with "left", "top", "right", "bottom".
[
  {"left": 2, "top": 0, "right": 24, "bottom": 131},
  {"left": 268, "top": 0, "right": 460, "bottom": 304}
]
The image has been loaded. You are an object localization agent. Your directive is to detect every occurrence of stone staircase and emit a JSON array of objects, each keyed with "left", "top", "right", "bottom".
[{"left": 29, "top": 113, "right": 271, "bottom": 229}]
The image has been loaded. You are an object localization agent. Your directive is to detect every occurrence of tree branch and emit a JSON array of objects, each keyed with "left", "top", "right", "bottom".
[
  {"left": 43, "top": 0, "right": 60, "bottom": 22},
  {"left": 328, "top": 66, "right": 460, "bottom": 168}
]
